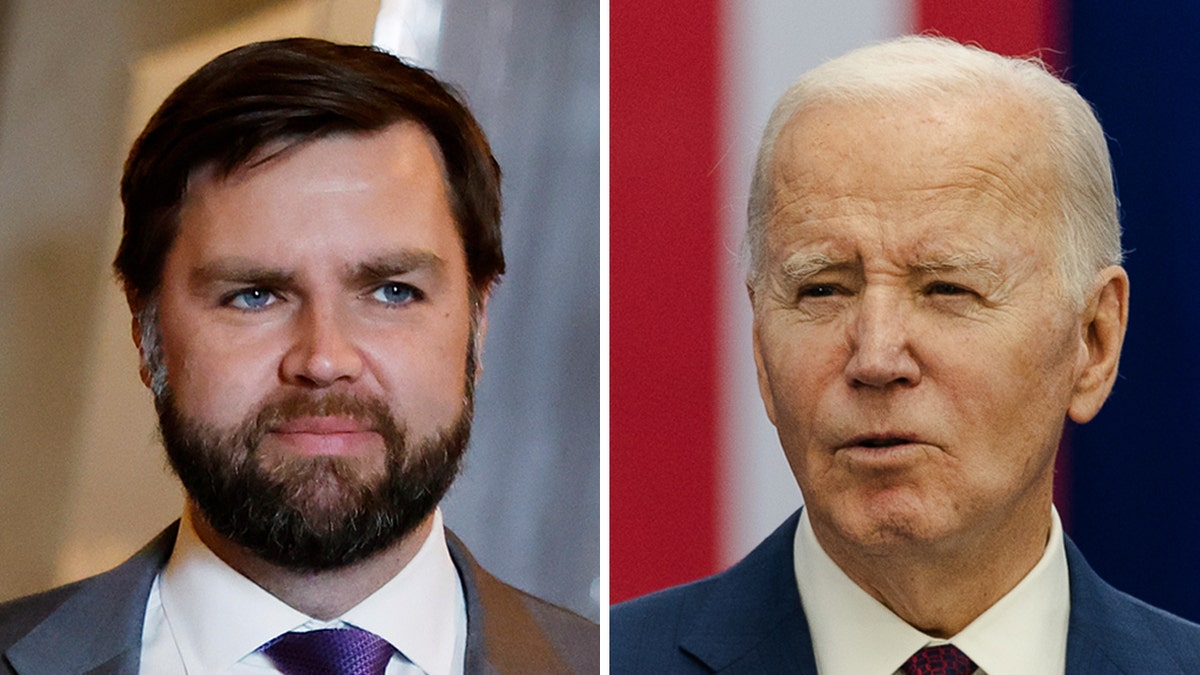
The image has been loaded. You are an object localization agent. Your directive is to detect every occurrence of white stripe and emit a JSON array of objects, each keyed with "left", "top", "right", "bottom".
[
  {"left": 718, "top": 0, "right": 912, "bottom": 566},
  {"left": 373, "top": 0, "right": 446, "bottom": 67}
]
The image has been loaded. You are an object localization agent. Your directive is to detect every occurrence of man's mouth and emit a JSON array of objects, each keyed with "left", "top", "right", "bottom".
[
  {"left": 840, "top": 434, "right": 923, "bottom": 451},
  {"left": 855, "top": 437, "right": 912, "bottom": 448},
  {"left": 268, "top": 416, "right": 381, "bottom": 456},
  {"left": 273, "top": 416, "right": 374, "bottom": 435}
]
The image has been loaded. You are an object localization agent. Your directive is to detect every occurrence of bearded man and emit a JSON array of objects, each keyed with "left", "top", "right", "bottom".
[{"left": 0, "top": 38, "right": 596, "bottom": 675}]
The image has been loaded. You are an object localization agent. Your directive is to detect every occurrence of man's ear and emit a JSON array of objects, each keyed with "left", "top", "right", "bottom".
[
  {"left": 128, "top": 295, "right": 154, "bottom": 390},
  {"left": 748, "top": 283, "right": 778, "bottom": 426},
  {"left": 472, "top": 287, "right": 491, "bottom": 382},
  {"left": 1068, "top": 266, "right": 1129, "bottom": 424}
]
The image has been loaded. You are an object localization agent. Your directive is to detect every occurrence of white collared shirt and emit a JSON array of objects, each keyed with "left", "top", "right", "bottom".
[
  {"left": 793, "top": 507, "right": 1070, "bottom": 675},
  {"left": 140, "top": 508, "right": 467, "bottom": 675}
]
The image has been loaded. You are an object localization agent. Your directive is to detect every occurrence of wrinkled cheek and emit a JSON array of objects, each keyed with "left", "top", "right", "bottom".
[
  {"left": 765, "top": 387, "right": 828, "bottom": 491},
  {"left": 761, "top": 344, "right": 829, "bottom": 430},
  {"left": 763, "top": 372, "right": 805, "bottom": 437}
]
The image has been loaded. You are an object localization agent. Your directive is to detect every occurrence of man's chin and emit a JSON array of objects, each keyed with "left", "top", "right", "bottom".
[
  {"left": 213, "top": 462, "right": 424, "bottom": 571},
  {"left": 202, "top": 479, "right": 435, "bottom": 572},
  {"left": 267, "top": 460, "right": 385, "bottom": 523},
  {"left": 257, "top": 443, "right": 389, "bottom": 487},
  {"left": 817, "top": 491, "right": 962, "bottom": 551}
]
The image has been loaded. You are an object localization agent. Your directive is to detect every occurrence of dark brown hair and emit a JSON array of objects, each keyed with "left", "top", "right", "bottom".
[{"left": 115, "top": 37, "right": 503, "bottom": 305}]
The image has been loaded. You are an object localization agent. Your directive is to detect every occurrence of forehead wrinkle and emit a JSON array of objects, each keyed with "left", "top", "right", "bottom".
[
  {"left": 944, "top": 161, "right": 1051, "bottom": 226},
  {"left": 780, "top": 169, "right": 1035, "bottom": 220},
  {"left": 961, "top": 161, "right": 1022, "bottom": 204},
  {"left": 772, "top": 96, "right": 1054, "bottom": 213}
]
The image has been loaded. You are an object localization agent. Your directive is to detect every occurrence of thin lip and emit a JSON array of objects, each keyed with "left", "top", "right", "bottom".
[
  {"left": 838, "top": 433, "right": 924, "bottom": 449},
  {"left": 271, "top": 416, "right": 375, "bottom": 434}
]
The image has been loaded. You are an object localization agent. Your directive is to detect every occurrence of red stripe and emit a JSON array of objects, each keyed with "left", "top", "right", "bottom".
[
  {"left": 916, "top": 0, "right": 1072, "bottom": 528},
  {"left": 610, "top": 0, "right": 722, "bottom": 602},
  {"left": 917, "top": 0, "right": 1068, "bottom": 71}
]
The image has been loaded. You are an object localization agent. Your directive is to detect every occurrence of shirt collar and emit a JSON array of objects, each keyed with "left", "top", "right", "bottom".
[
  {"left": 793, "top": 507, "right": 1069, "bottom": 675},
  {"left": 159, "top": 508, "right": 465, "bottom": 675},
  {"left": 342, "top": 510, "right": 466, "bottom": 675}
]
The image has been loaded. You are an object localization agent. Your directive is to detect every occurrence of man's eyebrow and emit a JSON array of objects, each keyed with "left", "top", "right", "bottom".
[
  {"left": 190, "top": 259, "right": 296, "bottom": 290},
  {"left": 348, "top": 250, "right": 447, "bottom": 283},
  {"left": 187, "top": 250, "right": 447, "bottom": 291},
  {"left": 777, "top": 250, "right": 1005, "bottom": 282},
  {"left": 910, "top": 252, "right": 1004, "bottom": 280},
  {"left": 780, "top": 252, "right": 852, "bottom": 282}
]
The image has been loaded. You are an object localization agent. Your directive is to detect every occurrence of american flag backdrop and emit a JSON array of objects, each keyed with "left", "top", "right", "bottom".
[{"left": 610, "top": 0, "right": 1200, "bottom": 623}]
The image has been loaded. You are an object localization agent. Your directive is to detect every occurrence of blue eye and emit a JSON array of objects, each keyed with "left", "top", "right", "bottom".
[
  {"left": 227, "top": 288, "right": 276, "bottom": 310},
  {"left": 372, "top": 282, "right": 421, "bottom": 305}
]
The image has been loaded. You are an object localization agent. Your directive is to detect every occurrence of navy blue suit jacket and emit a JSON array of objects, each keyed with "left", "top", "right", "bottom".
[{"left": 612, "top": 510, "right": 1200, "bottom": 673}]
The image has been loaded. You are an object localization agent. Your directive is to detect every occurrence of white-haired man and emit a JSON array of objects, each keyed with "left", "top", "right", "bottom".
[{"left": 612, "top": 36, "right": 1200, "bottom": 674}]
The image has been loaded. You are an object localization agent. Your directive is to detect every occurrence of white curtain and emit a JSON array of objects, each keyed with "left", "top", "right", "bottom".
[{"left": 376, "top": 0, "right": 600, "bottom": 619}]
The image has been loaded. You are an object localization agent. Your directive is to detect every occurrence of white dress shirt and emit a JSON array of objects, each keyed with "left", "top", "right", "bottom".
[
  {"left": 140, "top": 508, "right": 467, "bottom": 675},
  {"left": 794, "top": 507, "right": 1070, "bottom": 675}
]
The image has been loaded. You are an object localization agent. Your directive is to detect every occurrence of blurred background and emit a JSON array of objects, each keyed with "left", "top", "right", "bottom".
[
  {"left": 611, "top": 0, "right": 1200, "bottom": 623},
  {"left": 0, "top": 0, "right": 599, "bottom": 619}
]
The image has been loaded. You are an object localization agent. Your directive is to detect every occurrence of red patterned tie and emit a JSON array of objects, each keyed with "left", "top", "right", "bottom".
[
  {"left": 901, "top": 644, "right": 976, "bottom": 675},
  {"left": 261, "top": 627, "right": 395, "bottom": 675}
]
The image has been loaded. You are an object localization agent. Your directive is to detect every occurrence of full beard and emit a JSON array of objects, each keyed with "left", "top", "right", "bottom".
[{"left": 156, "top": 388, "right": 471, "bottom": 572}]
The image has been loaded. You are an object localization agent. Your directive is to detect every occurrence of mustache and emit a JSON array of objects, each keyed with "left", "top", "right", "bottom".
[{"left": 259, "top": 392, "right": 389, "bottom": 427}]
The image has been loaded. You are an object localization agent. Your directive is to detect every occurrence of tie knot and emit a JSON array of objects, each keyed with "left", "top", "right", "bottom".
[
  {"left": 261, "top": 627, "right": 395, "bottom": 675},
  {"left": 901, "top": 644, "right": 976, "bottom": 675}
]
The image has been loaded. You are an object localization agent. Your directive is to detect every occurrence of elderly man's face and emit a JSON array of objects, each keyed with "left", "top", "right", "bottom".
[
  {"left": 144, "top": 122, "right": 480, "bottom": 569},
  {"left": 752, "top": 95, "right": 1099, "bottom": 556}
]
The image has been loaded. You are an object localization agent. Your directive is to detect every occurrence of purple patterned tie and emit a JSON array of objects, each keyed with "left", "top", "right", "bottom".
[
  {"left": 901, "top": 644, "right": 976, "bottom": 675},
  {"left": 261, "top": 627, "right": 395, "bottom": 675}
]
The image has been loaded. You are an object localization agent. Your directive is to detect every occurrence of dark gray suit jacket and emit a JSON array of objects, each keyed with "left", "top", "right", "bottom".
[
  {"left": 0, "top": 523, "right": 597, "bottom": 674},
  {"left": 612, "top": 509, "right": 1200, "bottom": 674}
]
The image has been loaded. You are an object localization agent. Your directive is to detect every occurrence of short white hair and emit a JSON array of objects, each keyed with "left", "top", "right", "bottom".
[{"left": 746, "top": 35, "right": 1123, "bottom": 308}]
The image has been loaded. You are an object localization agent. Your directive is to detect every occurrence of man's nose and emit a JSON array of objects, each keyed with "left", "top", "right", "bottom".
[
  {"left": 843, "top": 290, "right": 921, "bottom": 389},
  {"left": 280, "top": 303, "right": 364, "bottom": 387}
]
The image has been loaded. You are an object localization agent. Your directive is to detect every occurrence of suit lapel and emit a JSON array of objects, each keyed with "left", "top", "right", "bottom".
[
  {"left": 649, "top": 515, "right": 1193, "bottom": 674},
  {"left": 4, "top": 524, "right": 176, "bottom": 675},
  {"left": 677, "top": 511, "right": 817, "bottom": 674},
  {"left": 1064, "top": 536, "right": 1185, "bottom": 675},
  {"left": 7, "top": 523, "right": 591, "bottom": 674},
  {"left": 446, "top": 529, "right": 577, "bottom": 674}
]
